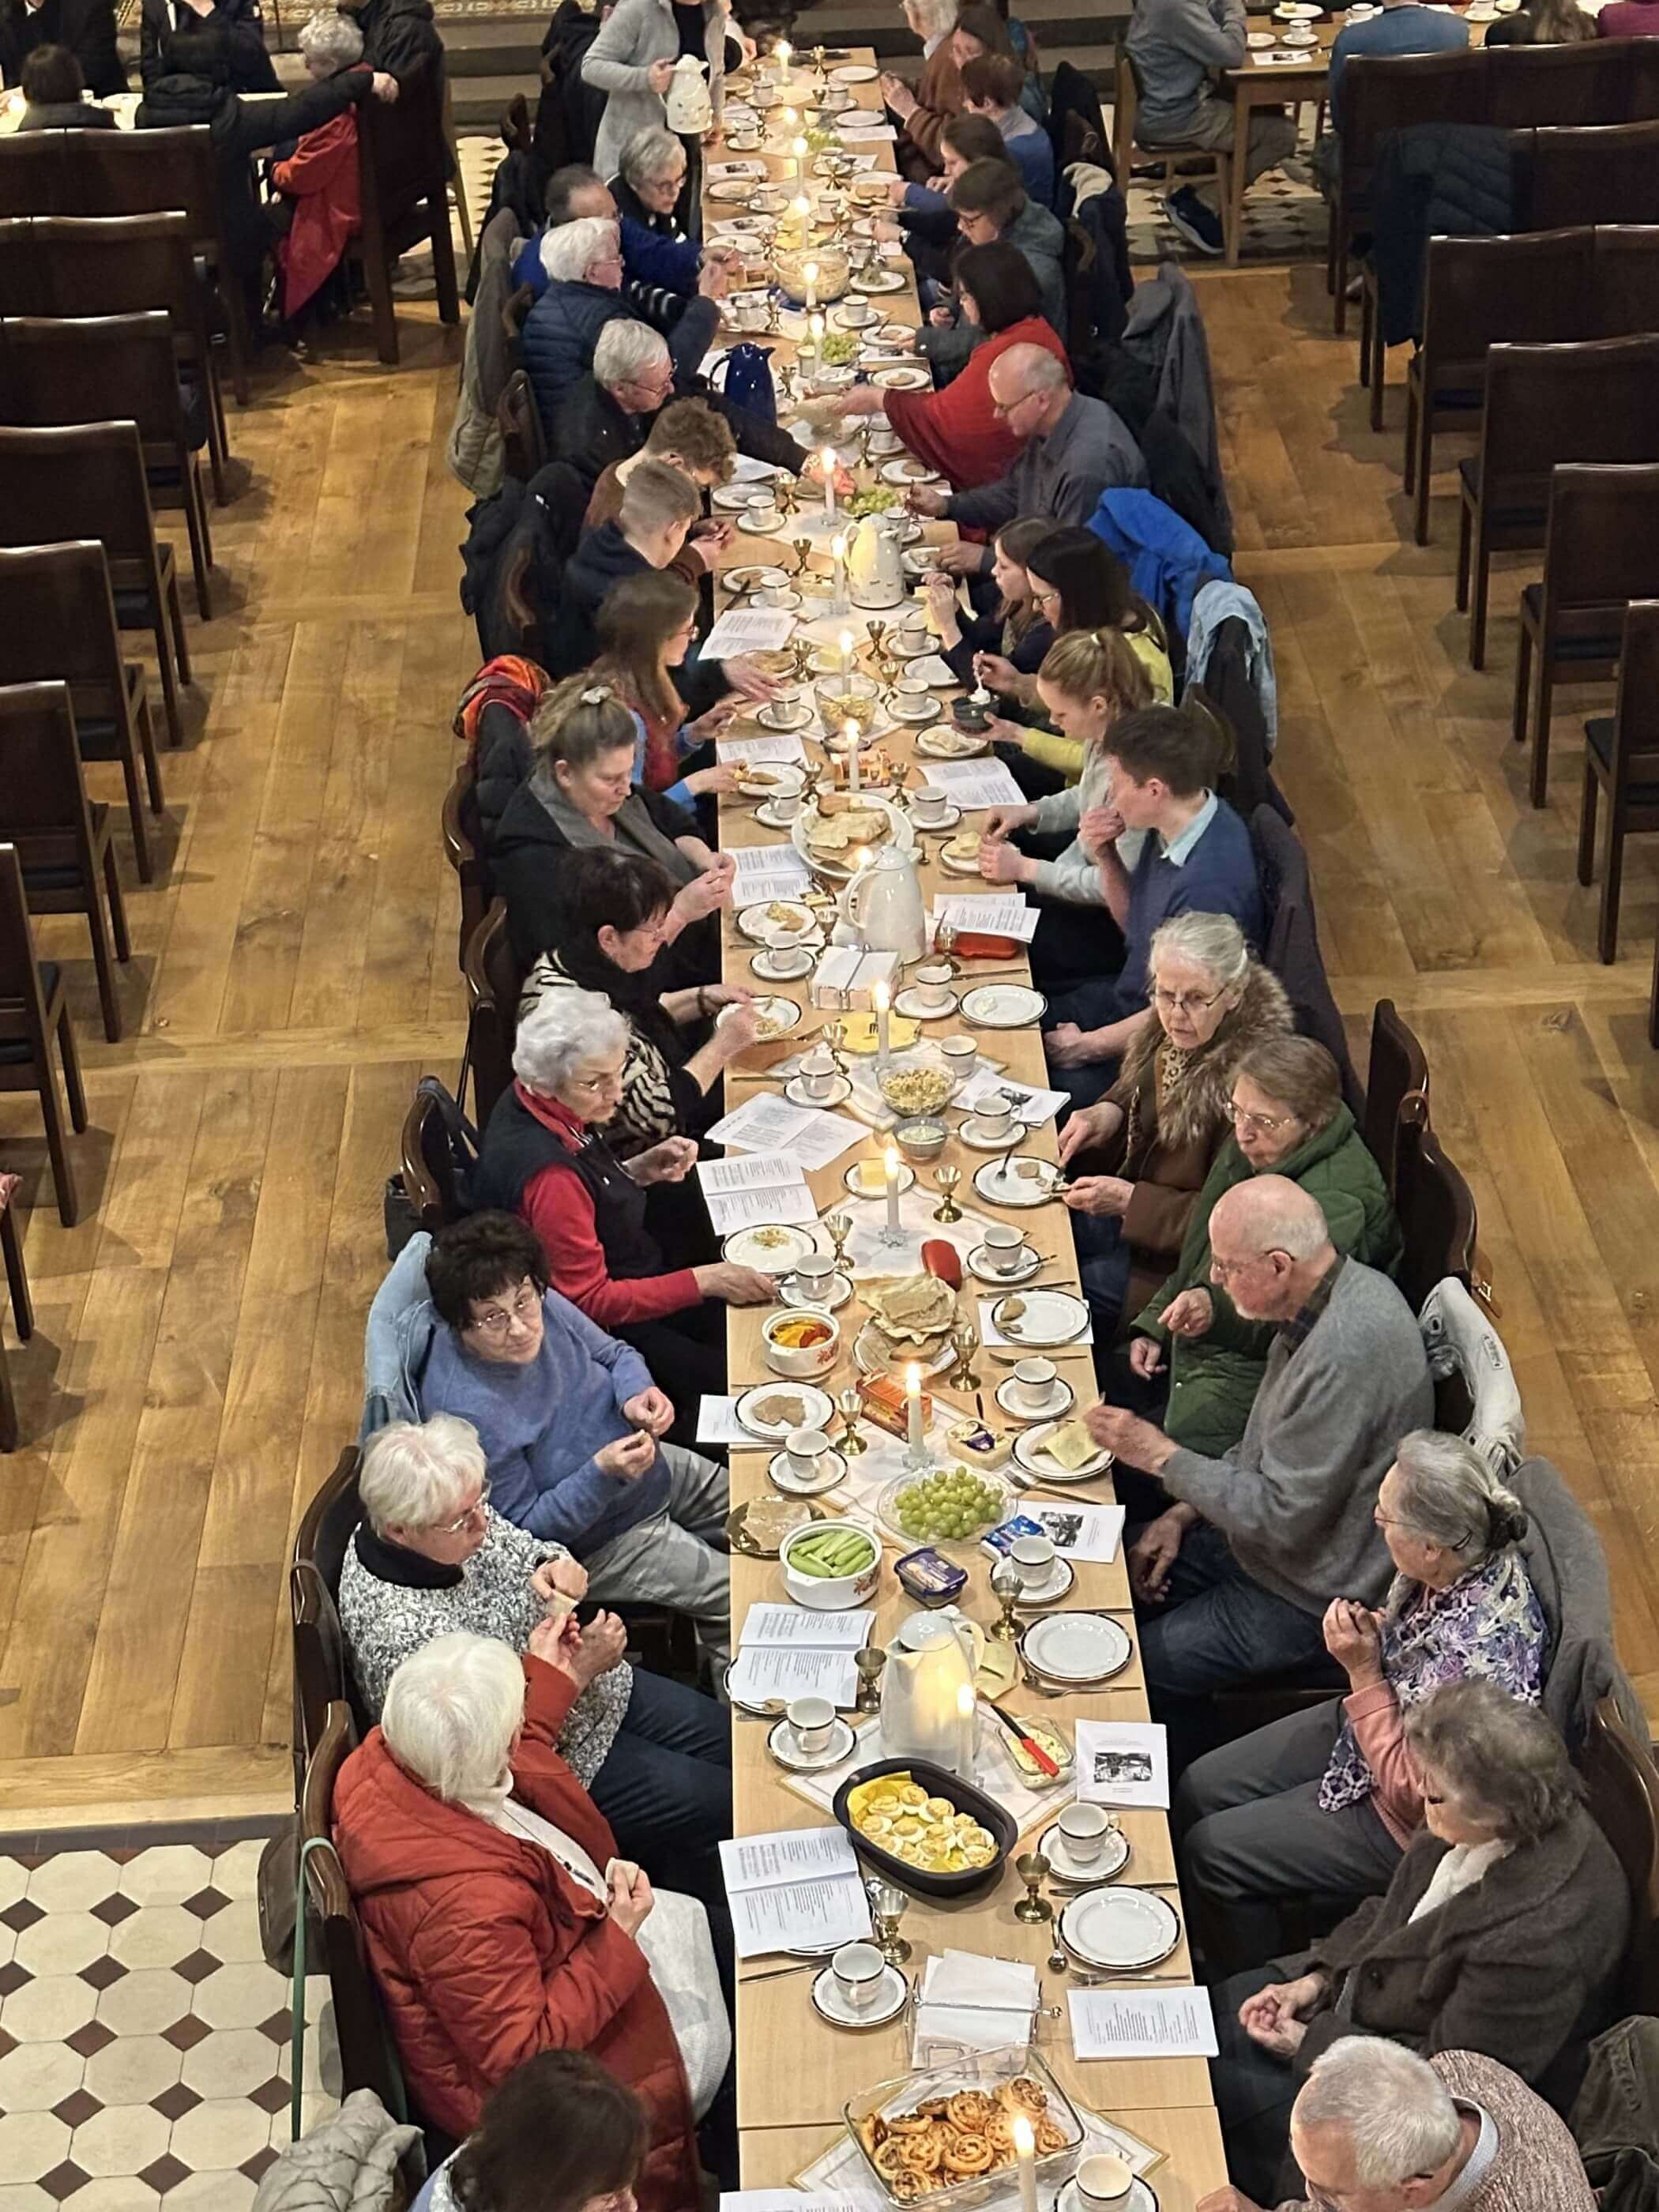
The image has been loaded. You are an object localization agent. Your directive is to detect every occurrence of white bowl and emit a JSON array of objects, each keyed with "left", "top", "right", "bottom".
[
  {"left": 763, "top": 1307, "right": 843, "bottom": 1379},
  {"left": 781, "top": 1516, "right": 882, "bottom": 1609}
]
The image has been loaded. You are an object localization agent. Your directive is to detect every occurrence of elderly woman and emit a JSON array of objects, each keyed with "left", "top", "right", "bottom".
[
  {"left": 333, "top": 1631, "right": 720, "bottom": 2206},
  {"left": 881, "top": 0, "right": 964, "bottom": 177},
  {"left": 519, "top": 849, "right": 758, "bottom": 1157},
  {"left": 1058, "top": 911, "right": 1293, "bottom": 1335},
  {"left": 493, "top": 679, "right": 732, "bottom": 976},
  {"left": 1127, "top": 1036, "right": 1401, "bottom": 1455},
  {"left": 361, "top": 1215, "right": 737, "bottom": 1673},
  {"left": 412, "top": 2050, "right": 649, "bottom": 2212},
  {"left": 269, "top": 9, "right": 369, "bottom": 328},
  {"left": 340, "top": 1404, "right": 731, "bottom": 1907},
  {"left": 473, "top": 992, "right": 775, "bottom": 1416},
  {"left": 581, "top": 0, "right": 728, "bottom": 192},
  {"left": 1175, "top": 1430, "right": 1545, "bottom": 1972},
  {"left": 611, "top": 122, "right": 690, "bottom": 241},
  {"left": 1209, "top": 1677, "right": 1629, "bottom": 2203}
]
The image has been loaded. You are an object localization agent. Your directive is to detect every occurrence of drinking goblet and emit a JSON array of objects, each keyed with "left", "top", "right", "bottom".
[
  {"left": 866, "top": 1876, "right": 912, "bottom": 1965},
  {"left": 989, "top": 1555, "right": 1022, "bottom": 1642},
  {"left": 932, "top": 1164, "right": 962, "bottom": 1224},
  {"left": 838, "top": 1384, "right": 869, "bottom": 1458},
  {"left": 1014, "top": 1852, "right": 1053, "bottom": 1924}
]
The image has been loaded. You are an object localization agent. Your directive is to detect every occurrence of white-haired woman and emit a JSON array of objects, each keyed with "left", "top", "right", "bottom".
[
  {"left": 340, "top": 1404, "right": 732, "bottom": 1903},
  {"left": 1056, "top": 911, "right": 1292, "bottom": 1338},
  {"left": 582, "top": 0, "right": 728, "bottom": 194},
  {"left": 1175, "top": 1430, "right": 1547, "bottom": 1974},
  {"left": 614, "top": 122, "right": 690, "bottom": 239},
  {"left": 1209, "top": 1678, "right": 1628, "bottom": 2203},
  {"left": 881, "top": 0, "right": 966, "bottom": 176},
  {"left": 333, "top": 1631, "right": 724, "bottom": 2210},
  {"left": 269, "top": 8, "right": 370, "bottom": 325},
  {"left": 471, "top": 989, "right": 775, "bottom": 1417}
]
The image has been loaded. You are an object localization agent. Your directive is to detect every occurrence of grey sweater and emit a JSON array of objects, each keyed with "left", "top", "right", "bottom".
[
  {"left": 1126, "top": 0, "right": 1247, "bottom": 141},
  {"left": 948, "top": 393, "right": 1148, "bottom": 537},
  {"left": 1162, "top": 1255, "right": 1432, "bottom": 1616}
]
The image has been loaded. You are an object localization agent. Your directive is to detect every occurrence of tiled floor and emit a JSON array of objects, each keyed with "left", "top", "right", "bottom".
[{"left": 0, "top": 1840, "right": 335, "bottom": 2210}]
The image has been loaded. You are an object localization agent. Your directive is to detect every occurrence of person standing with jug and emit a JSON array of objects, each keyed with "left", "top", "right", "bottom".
[{"left": 583, "top": 0, "right": 731, "bottom": 235}]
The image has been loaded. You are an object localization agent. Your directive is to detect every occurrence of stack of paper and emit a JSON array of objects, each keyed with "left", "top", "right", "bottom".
[
  {"left": 1067, "top": 1985, "right": 1218, "bottom": 2059},
  {"left": 703, "top": 607, "right": 797, "bottom": 657},
  {"left": 912, "top": 1952, "right": 1038, "bottom": 2063},
  {"left": 954, "top": 1066, "right": 1068, "bottom": 1127},
  {"left": 705, "top": 1094, "right": 863, "bottom": 1170},
  {"left": 718, "top": 730, "right": 807, "bottom": 767},
  {"left": 718, "top": 1826, "right": 873, "bottom": 1958},
  {"left": 697, "top": 1153, "right": 818, "bottom": 1233},
  {"left": 730, "top": 842, "right": 814, "bottom": 905},
  {"left": 725, "top": 1602, "right": 875, "bottom": 1710},
  {"left": 931, "top": 892, "right": 1040, "bottom": 943}
]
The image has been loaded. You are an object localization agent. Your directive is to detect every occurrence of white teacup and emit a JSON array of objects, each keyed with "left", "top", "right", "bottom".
[
  {"left": 770, "top": 791, "right": 802, "bottom": 824},
  {"left": 1011, "top": 1533, "right": 1056, "bottom": 1589},
  {"left": 912, "top": 960, "right": 954, "bottom": 1007},
  {"left": 763, "top": 939, "right": 813, "bottom": 976},
  {"left": 1013, "top": 1356, "right": 1058, "bottom": 1410},
  {"left": 799, "top": 1048, "right": 838, "bottom": 1100},
  {"left": 1075, "top": 2153, "right": 1133, "bottom": 2207},
  {"left": 748, "top": 504, "right": 784, "bottom": 532},
  {"left": 940, "top": 1034, "right": 976, "bottom": 1071},
  {"left": 984, "top": 1223, "right": 1027, "bottom": 1275},
  {"left": 785, "top": 1425, "right": 833, "bottom": 1480},
  {"left": 830, "top": 1939, "right": 886, "bottom": 2011},
  {"left": 758, "top": 585, "right": 795, "bottom": 608},
  {"left": 912, "top": 789, "right": 952, "bottom": 827},
  {"left": 1058, "top": 1804, "right": 1115, "bottom": 1868},
  {"left": 786, "top": 1692, "right": 837, "bottom": 1752},
  {"left": 974, "top": 1103, "right": 1016, "bottom": 1144},
  {"left": 792, "top": 1253, "right": 837, "bottom": 1304}
]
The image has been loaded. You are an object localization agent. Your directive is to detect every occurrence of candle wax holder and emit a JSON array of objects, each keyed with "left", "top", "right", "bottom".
[{"left": 1013, "top": 1853, "right": 1053, "bottom": 1925}]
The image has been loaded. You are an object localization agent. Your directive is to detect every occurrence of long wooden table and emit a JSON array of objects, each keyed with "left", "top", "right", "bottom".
[{"left": 706, "top": 49, "right": 1226, "bottom": 2206}]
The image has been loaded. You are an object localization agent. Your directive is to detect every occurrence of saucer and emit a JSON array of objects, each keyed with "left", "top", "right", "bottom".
[
  {"left": 779, "top": 1271, "right": 853, "bottom": 1313},
  {"left": 754, "top": 801, "right": 803, "bottom": 831},
  {"left": 811, "top": 1962, "right": 910, "bottom": 2027},
  {"left": 785, "top": 1073, "right": 852, "bottom": 1109},
  {"left": 959, "top": 1117, "right": 1029, "bottom": 1152},
  {"left": 752, "top": 949, "right": 814, "bottom": 981},
  {"left": 758, "top": 702, "right": 814, "bottom": 731},
  {"left": 941, "top": 848, "right": 984, "bottom": 875},
  {"left": 768, "top": 1714, "right": 856, "bottom": 1771},
  {"left": 886, "top": 694, "right": 939, "bottom": 724},
  {"left": 1036, "top": 1818, "right": 1132, "bottom": 1888},
  {"left": 908, "top": 804, "right": 964, "bottom": 835},
  {"left": 844, "top": 1159, "right": 916, "bottom": 1197},
  {"left": 893, "top": 987, "right": 957, "bottom": 1021},
  {"left": 994, "top": 1373, "right": 1075, "bottom": 1422},
  {"left": 969, "top": 1241, "right": 1043, "bottom": 1287},
  {"left": 1011, "top": 1556, "right": 1076, "bottom": 1608},
  {"left": 739, "top": 510, "right": 787, "bottom": 535},
  {"left": 1056, "top": 2175, "right": 1156, "bottom": 2212}
]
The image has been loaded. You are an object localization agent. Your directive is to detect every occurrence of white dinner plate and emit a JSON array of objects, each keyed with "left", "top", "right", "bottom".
[
  {"left": 1021, "top": 1611, "right": 1133, "bottom": 1685},
  {"left": 880, "top": 457, "right": 942, "bottom": 486},
  {"left": 737, "top": 899, "right": 814, "bottom": 941},
  {"left": 719, "top": 995, "right": 803, "bottom": 1041},
  {"left": 852, "top": 270, "right": 908, "bottom": 294},
  {"left": 831, "top": 62, "right": 879, "bottom": 81},
  {"left": 972, "top": 1155, "right": 1063, "bottom": 1209},
  {"left": 917, "top": 726, "right": 985, "bottom": 758},
  {"left": 734, "top": 1380, "right": 836, "bottom": 1439},
  {"left": 960, "top": 984, "right": 1047, "bottom": 1029},
  {"left": 991, "top": 1288, "right": 1089, "bottom": 1349},
  {"left": 722, "top": 1221, "right": 822, "bottom": 1270},
  {"left": 873, "top": 365, "right": 930, "bottom": 390},
  {"left": 1057, "top": 1886, "right": 1181, "bottom": 1972},
  {"left": 1012, "top": 1422, "right": 1115, "bottom": 1483}
]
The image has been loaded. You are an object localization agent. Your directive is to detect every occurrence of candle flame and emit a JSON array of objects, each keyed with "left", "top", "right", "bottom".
[
  {"left": 957, "top": 1682, "right": 976, "bottom": 1717},
  {"left": 853, "top": 845, "right": 871, "bottom": 871},
  {"left": 872, "top": 979, "right": 890, "bottom": 1013},
  {"left": 884, "top": 1142, "right": 899, "bottom": 1173},
  {"left": 793, "top": 135, "right": 809, "bottom": 159},
  {"left": 1011, "top": 2115, "right": 1034, "bottom": 2158},
  {"left": 833, "top": 533, "right": 847, "bottom": 559},
  {"left": 905, "top": 1361, "right": 922, "bottom": 1392},
  {"left": 845, "top": 719, "right": 860, "bottom": 744},
  {"left": 840, "top": 627, "right": 856, "bottom": 654}
]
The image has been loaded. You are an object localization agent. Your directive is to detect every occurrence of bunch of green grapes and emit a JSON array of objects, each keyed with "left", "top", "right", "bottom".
[{"left": 894, "top": 1465, "right": 1003, "bottom": 1543}]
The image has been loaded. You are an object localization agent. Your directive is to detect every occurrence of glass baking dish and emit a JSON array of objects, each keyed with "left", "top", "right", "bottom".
[{"left": 843, "top": 2045, "right": 1085, "bottom": 2211}]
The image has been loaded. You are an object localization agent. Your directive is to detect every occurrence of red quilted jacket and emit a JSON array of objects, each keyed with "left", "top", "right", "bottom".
[{"left": 332, "top": 1655, "right": 699, "bottom": 2210}]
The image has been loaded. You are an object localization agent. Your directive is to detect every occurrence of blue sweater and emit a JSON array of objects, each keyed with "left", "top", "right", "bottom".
[
  {"left": 421, "top": 1289, "right": 668, "bottom": 1550},
  {"left": 1117, "top": 795, "right": 1264, "bottom": 1014}
]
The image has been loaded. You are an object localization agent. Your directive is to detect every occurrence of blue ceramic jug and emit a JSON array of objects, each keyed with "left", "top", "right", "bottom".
[{"left": 714, "top": 342, "right": 777, "bottom": 425}]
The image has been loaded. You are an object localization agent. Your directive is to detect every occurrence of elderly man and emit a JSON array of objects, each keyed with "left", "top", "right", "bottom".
[
  {"left": 552, "top": 318, "right": 679, "bottom": 492},
  {"left": 513, "top": 160, "right": 717, "bottom": 318},
  {"left": 1198, "top": 2035, "right": 1597, "bottom": 2212},
  {"left": 521, "top": 213, "right": 724, "bottom": 438},
  {"left": 1087, "top": 1179, "right": 1432, "bottom": 1749},
  {"left": 910, "top": 345, "right": 1147, "bottom": 575}
]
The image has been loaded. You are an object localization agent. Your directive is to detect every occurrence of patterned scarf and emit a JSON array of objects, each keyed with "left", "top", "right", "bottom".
[{"left": 451, "top": 655, "right": 549, "bottom": 752}]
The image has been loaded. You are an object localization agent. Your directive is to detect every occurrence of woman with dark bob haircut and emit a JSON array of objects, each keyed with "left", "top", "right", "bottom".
[
  {"left": 832, "top": 239, "right": 1069, "bottom": 490},
  {"left": 414, "top": 2048, "right": 649, "bottom": 2210}
]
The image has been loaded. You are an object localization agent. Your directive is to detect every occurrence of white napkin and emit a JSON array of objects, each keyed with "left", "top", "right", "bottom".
[{"left": 913, "top": 1950, "right": 1039, "bottom": 2060}]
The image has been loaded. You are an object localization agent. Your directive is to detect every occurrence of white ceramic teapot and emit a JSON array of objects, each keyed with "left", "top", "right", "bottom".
[
  {"left": 664, "top": 54, "right": 713, "bottom": 135},
  {"left": 847, "top": 514, "right": 904, "bottom": 609},
  {"left": 841, "top": 841, "right": 927, "bottom": 961},
  {"left": 880, "top": 1608, "right": 984, "bottom": 1776}
]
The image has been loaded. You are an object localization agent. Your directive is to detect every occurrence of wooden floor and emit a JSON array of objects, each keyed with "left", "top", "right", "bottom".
[{"left": 3, "top": 256, "right": 1658, "bottom": 1824}]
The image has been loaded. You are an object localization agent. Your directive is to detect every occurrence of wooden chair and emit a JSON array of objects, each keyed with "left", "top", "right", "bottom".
[
  {"left": 461, "top": 901, "right": 524, "bottom": 1127},
  {"left": 351, "top": 62, "right": 461, "bottom": 366},
  {"left": 399, "top": 1085, "right": 468, "bottom": 1234},
  {"left": 1578, "top": 602, "right": 1659, "bottom": 965},
  {"left": 291, "top": 1447, "right": 368, "bottom": 1775},
  {"left": 1393, "top": 1123, "right": 1477, "bottom": 1317},
  {"left": 1579, "top": 1694, "right": 1659, "bottom": 2018},
  {"left": 1515, "top": 118, "right": 1659, "bottom": 231},
  {"left": 1362, "top": 999, "right": 1429, "bottom": 1201},
  {"left": 0, "top": 540, "right": 164, "bottom": 886},
  {"left": 1515, "top": 464, "right": 1659, "bottom": 811},
  {"left": 1404, "top": 228, "right": 1595, "bottom": 547},
  {"left": 1455, "top": 333, "right": 1659, "bottom": 671},
  {"left": 66, "top": 124, "right": 252, "bottom": 408},
  {"left": 440, "top": 759, "right": 491, "bottom": 975},
  {"left": 1110, "top": 43, "right": 1231, "bottom": 259},
  {"left": 1061, "top": 217, "right": 1098, "bottom": 359},
  {"left": 0, "top": 683, "right": 131, "bottom": 1044},
  {"left": 1, "top": 212, "right": 233, "bottom": 507},
  {"left": 0, "top": 844, "right": 88, "bottom": 1228},
  {"left": 0, "top": 421, "right": 192, "bottom": 750},
  {"left": 0, "top": 1171, "right": 32, "bottom": 1454},
  {"left": 497, "top": 367, "right": 545, "bottom": 486},
  {"left": 0, "top": 131, "right": 66, "bottom": 218},
  {"left": 0, "top": 310, "right": 216, "bottom": 622}
]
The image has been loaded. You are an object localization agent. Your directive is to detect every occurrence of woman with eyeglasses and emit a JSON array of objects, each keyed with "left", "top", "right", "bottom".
[
  {"left": 1055, "top": 909, "right": 1292, "bottom": 1341},
  {"left": 1205, "top": 1678, "right": 1626, "bottom": 2204},
  {"left": 340, "top": 1386, "right": 731, "bottom": 1917},
  {"left": 1121, "top": 1036, "right": 1401, "bottom": 1457},
  {"left": 1172, "top": 1428, "right": 1544, "bottom": 1984}
]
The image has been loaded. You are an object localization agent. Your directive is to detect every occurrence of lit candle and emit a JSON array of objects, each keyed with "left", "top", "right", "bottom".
[
  {"left": 832, "top": 529, "right": 848, "bottom": 612},
  {"left": 777, "top": 39, "right": 792, "bottom": 76},
  {"left": 883, "top": 1141, "right": 901, "bottom": 1232},
  {"left": 905, "top": 1360, "right": 924, "bottom": 1456},
  {"left": 792, "top": 133, "right": 809, "bottom": 185},
  {"left": 845, "top": 717, "right": 861, "bottom": 792},
  {"left": 780, "top": 104, "right": 798, "bottom": 134},
  {"left": 821, "top": 439, "right": 837, "bottom": 515},
  {"left": 1011, "top": 2116, "right": 1038, "bottom": 2212},
  {"left": 956, "top": 1679, "right": 978, "bottom": 1780},
  {"left": 838, "top": 624, "right": 855, "bottom": 694},
  {"left": 874, "top": 978, "right": 892, "bottom": 1070}
]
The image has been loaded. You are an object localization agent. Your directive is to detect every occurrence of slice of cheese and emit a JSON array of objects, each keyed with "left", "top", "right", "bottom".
[{"left": 1044, "top": 1419, "right": 1097, "bottom": 1472}]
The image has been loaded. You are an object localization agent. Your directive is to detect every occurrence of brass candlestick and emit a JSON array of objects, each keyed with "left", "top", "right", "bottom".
[
  {"left": 1014, "top": 1852, "right": 1053, "bottom": 1925},
  {"left": 990, "top": 1556, "right": 1022, "bottom": 1642},
  {"left": 932, "top": 1164, "right": 963, "bottom": 1224}
]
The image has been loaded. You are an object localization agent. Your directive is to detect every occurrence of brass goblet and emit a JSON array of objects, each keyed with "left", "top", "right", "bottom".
[
  {"left": 950, "top": 1319, "right": 982, "bottom": 1391},
  {"left": 822, "top": 1208, "right": 852, "bottom": 1268},
  {"left": 854, "top": 1644, "right": 886, "bottom": 1712},
  {"left": 932, "top": 1164, "right": 963, "bottom": 1224},
  {"left": 777, "top": 477, "right": 799, "bottom": 521},
  {"left": 990, "top": 1556, "right": 1022, "bottom": 1643},
  {"left": 1014, "top": 1852, "right": 1053, "bottom": 1925},
  {"left": 867, "top": 1875, "right": 912, "bottom": 1965},
  {"left": 838, "top": 1384, "right": 869, "bottom": 1459},
  {"left": 865, "top": 618, "right": 887, "bottom": 669},
  {"left": 791, "top": 535, "right": 813, "bottom": 578}
]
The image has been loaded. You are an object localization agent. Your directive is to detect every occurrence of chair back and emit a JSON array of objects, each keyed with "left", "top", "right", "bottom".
[
  {"left": 1249, "top": 806, "right": 1367, "bottom": 1119},
  {"left": 0, "top": 132, "right": 66, "bottom": 217},
  {"left": 1604, "top": 601, "right": 1659, "bottom": 805},
  {"left": 1592, "top": 224, "right": 1659, "bottom": 340},
  {"left": 1480, "top": 334, "right": 1659, "bottom": 517},
  {"left": 299, "top": 1702, "right": 412, "bottom": 2118},
  {"left": 399, "top": 1084, "right": 467, "bottom": 1234},
  {"left": 358, "top": 58, "right": 448, "bottom": 248},
  {"left": 0, "top": 309, "right": 186, "bottom": 450},
  {"left": 497, "top": 367, "right": 545, "bottom": 484},
  {"left": 1518, "top": 119, "right": 1659, "bottom": 229},
  {"left": 68, "top": 126, "right": 220, "bottom": 248},
  {"left": 291, "top": 1448, "right": 367, "bottom": 1770},
  {"left": 1338, "top": 46, "right": 1488, "bottom": 169},
  {"left": 1579, "top": 1695, "right": 1659, "bottom": 2017},
  {"left": 11, "top": 213, "right": 210, "bottom": 363},
  {"left": 1485, "top": 38, "right": 1635, "bottom": 128},
  {"left": 0, "top": 679, "right": 99, "bottom": 852},
  {"left": 1420, "top": 230, "right": 1597, "bottom": 401},
  {"left": 294, "top": 1444, "right": 364, "bottom": 1602},
  {"left": 0, "top": 844, "right": 55, "bottom": 1074},
  {"left": 1062, "top": 218, "right": 1097, "bottom": 359},
  {"left": 1540, "top": 465, "right": 1659, "bottom": 646},
  {"left": 461, "top": 901, "right": 524, "bottom": 1127},
  {"left": 1394, "top": 1125, "right": 1477, "bottom": 1315},
  {"left": 0, "top": 421, "right": 161, "bottom": 581},
  {"left": 0, "top": 540, "right": 127, "bottom": 709},
  {"left": 1363, "top": 999, "right": 1429, "bottom": 1199},
  {"left": 441, "top": 758, "right": 492, "bottom": 972}
]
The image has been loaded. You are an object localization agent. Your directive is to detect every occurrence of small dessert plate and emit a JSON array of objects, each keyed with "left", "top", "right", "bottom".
[
  {"left": 810, "top": 1962, "right": 909, "bottom": 2027},
  {"left": 768, "top": 1714, "right": 856, "bottom": 1770},
  {"left": 1036, "top": 1818, "right": 1132, "bottom": 1887},
  {"left": 994, "top": 1372, "right": 1075, "bottom": 1422}
]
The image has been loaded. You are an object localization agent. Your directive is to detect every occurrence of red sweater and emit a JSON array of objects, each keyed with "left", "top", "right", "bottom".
[
  {"left": 516, "top": 1085, "right": 702, "bottom": 1329},
  {"left": 882, "top": 318, "right": 1073, "bottom": 491},
  {"left": 273, "top": 75, "right": 365, "bottom": 318}
]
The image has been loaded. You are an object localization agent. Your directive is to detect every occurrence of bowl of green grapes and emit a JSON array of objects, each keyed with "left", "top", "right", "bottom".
[{"left": 878, "top": 1465, "right": 1011, "bottom": 1552}]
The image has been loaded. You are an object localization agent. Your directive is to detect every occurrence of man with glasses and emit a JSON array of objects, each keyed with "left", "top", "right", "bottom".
[
  {"left": 908, "top": 344, "right": 1147, "bottom": 579},
  {"left": 1198, "top": 2033, "right": 1595, "bottom": 2212},
  {"left": 1085, "top": 1175, "right": 1431, "bottom": 1765}
]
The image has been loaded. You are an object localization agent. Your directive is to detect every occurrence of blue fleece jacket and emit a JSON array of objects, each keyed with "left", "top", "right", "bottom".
[
  {"left": 513, "top": 219, "right": 701, "bottom": 303},
  {"left": 420, "top": 1289, "right": 668, "bottom": 1551}
]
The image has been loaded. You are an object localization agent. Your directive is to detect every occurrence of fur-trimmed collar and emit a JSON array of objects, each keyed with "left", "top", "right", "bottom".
[{"left": 1110, "top": 961, "right": 1294, "bottom": 1155}]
